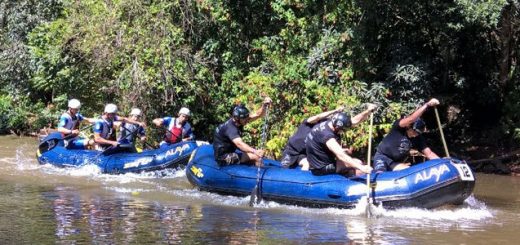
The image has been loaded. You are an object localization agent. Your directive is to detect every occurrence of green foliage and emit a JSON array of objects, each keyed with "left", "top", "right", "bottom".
[
  {"left": 0, "top": 95, "right": 59, "bottom": 135},
  {"left": 1, "top": 0, "right": 520, "bottom": 153},
  {"left": 455, "top": 0, "right": 508, "bottom": 27}
]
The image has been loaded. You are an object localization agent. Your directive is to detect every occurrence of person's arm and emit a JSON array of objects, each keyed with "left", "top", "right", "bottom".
[
  {"left": 120, "top": 116, "right": 146, "bottom": 128},
  {"left": 152, "top": 118, "right": 164, "bottom": 127},
  {"left": 422, "top": 147, "right": 440, "bottom": 160},
  {"left": 113, "top": 121, "right": 122, "bottom": 129},
  {"left": 93, "top": 121, "right": 118, "bottom": 146},
  {"left": 94, "top": 133, "right": 118, "bottom": 146},
  {"left": 57, "top": 117, "right": 79, "bottom": 136},
  {"left": 82, "top": 117, "right": 97, "bottom": 124},
  {"left": 325, "top": 138, "right": 372, "bottom": 173},
  {"left": 307, "top": 106, "right": 344, "bottom": 124},
  {"left": 351, "top": 103, "right": 377, "bottom": 126},
  {"left": 248, "top": 97, "right": 272, "bottom": 122},
  {"left": 399, "top": 98, "right": 440, "bottom": 128},
  {"left": 232, "top": 137, "right": 264, "bottom": 158},
  {"left": 138, "top": 127, "right": 146, "bottom": 141}
]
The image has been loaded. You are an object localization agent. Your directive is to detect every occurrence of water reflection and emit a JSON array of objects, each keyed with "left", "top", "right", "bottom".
[{"left": 0, "top": 137, "right": 511, "bottom": 244}]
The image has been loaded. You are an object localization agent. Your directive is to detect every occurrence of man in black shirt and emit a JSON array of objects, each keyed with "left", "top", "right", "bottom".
[
  {"left": 306, "top": 112, "right": 373, "bottom": 176},
  {"left": 281, "top": 103, "right": 377, "bottom": 170},
  {"left": 280, "top": 106, "right": 343, "bottom": 170},
  {"left": 213, "top": 97, "right": 272, "bottom": 167},
  {"left": 373, "top": 98, "right": 440, "bottom": 172}
]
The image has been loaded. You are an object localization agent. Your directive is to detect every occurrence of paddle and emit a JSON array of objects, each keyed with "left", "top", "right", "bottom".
[
  {"left": 94, "top": 124, "right": 140, "bottom": 157},
  {"left": 63, "top": 124, "right": 93, "bottom": 140},
  {"left": 434, "top": 107, "right": 450, "bottom": 158},
  {"left": 38, "top": 123, "right": 94, "bottom": 154},
  {"left": 120, "top": 124, "right": 156, "bottom": 150},
  {"left": 366, "top": 113, "right": 374, "bottom": 218},
  {"left": 249, "top": 105, "right": 269, "bottom": 207}
]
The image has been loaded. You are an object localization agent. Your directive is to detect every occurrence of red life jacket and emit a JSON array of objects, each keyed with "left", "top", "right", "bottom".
[{"left": 165, "top": 118, "right": 183, "bottom": 144}]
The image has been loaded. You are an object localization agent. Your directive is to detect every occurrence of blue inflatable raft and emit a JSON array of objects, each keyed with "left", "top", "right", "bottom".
[
  {"left": 37, "top": 132, "right": 205, "bottom": 174},
  {"left": 186, "top": 145, "right": 476, "bottom": 209}
]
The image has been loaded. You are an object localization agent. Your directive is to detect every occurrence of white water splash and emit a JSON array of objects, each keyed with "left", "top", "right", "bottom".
[
  {"left": 171, "top": 187, "right": 493, "bottom": 223},
  {"left": 15, "top": 147, "right": 40, "bottom": 171}
]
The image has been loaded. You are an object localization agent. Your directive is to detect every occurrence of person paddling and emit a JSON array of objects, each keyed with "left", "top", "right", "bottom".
[
  {"left": 282, "top": 103, "right": 377, "bottom": 170},
  {"left": 57, "top": 99, "right": 96, "bottom": 149},
  {"left": 306, "top": 112, "right": 373, "bottom": 176},
  {"left": 213, "top": 97, "right": 272, "bottom": 167},
  {"left": 93, "top": 104, "right": 146, "bottom": 151},
  {"left": 116, "top": 108, "right": 147, "bottom": 152},
  {"left": 152, "top": 107, "right": 194, "bottom": 149},
  {"left": 373, "top": 98, "right": 440, "bottom": 172}
]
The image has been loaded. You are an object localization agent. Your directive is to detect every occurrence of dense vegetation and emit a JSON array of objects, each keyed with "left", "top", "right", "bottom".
[{"left": 1, "top": 0, "right": 519, "bottom": 158}]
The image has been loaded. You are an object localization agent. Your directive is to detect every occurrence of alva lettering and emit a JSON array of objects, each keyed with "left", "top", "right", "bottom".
[{"left": 414, "top": 164, "right": 450, "bottom": 184}]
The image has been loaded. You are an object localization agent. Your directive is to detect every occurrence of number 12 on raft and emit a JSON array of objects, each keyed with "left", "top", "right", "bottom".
[{"left": 453, "top": 163, "right": 474, "bottom": 181}]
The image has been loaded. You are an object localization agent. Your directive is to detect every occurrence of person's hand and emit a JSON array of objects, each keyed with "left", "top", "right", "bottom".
[
  {"left": 138, "top": 122, "right": 146, "bottom": 128},
  {"left": 427, "top": 98, "right": 440, "bottom": 107},
  {"left": 262, "top": 97, "right": 272, "bottom": 106},
  {"left": 112, "top": 141, "right": 119, "bottom": 147},
  {"left": 71, "top": 129, "right": 80, "bottom": 136},
  {"left": 336, "top": 105, "right": 345, "bottom": 112},
  {"left": 361, "top": 164, "right": 373, "bottom": 174},
  {"left": 367, "top": 103, "right": 378, "bottom": 112},
  {"left": 254, "top": 149, "right": 265, "bottom": 158}
]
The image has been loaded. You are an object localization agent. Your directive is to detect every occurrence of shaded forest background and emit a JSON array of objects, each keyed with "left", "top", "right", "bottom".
[{"left": 1, "top": 0, "right": 520, "bottom": 161}]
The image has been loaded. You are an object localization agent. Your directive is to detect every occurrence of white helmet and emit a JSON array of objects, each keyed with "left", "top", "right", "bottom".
[
  {"left": 130, "top": 108, "right": 142, "bottom": 116},
  {"left": 68, "top": 99, "right": 81, "bottom": 109},
  {"left": 104, "top": 103, "right": 118, "bottom": 113},
  {"left": 179, "top": 107, "right": 191, "bottom": 116}
]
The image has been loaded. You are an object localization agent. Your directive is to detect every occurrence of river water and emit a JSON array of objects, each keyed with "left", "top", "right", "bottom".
[{"left": 1, "top": 135, "right": 519, "bottom": 244}]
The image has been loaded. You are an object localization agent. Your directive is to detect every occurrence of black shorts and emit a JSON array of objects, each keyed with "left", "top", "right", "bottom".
[
  {"left": 373, "top": 152, "right": 399, "bottom": 172},
  {"left": 280, "top": 149, "right": 306, "bottom": 168},
  {"left": 311, "top": 163, "right": 337, "bottom": 176},
  {"left": 216, "top": 152, "right": 242, "bottom": 166}
]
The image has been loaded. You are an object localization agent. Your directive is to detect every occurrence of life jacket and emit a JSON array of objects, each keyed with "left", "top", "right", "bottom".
[
  {"left": 59, "top": 111, "right": 81, "bottom": 137},
  {"left": 96, "top": 117, "right": 115, "bottom": 140},
  {"left": 164, "top": 118, "right": 183, "bottom": 144}
]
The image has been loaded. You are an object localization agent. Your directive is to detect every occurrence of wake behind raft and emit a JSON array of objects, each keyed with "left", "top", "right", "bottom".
[
  {"left": 37, "top": 132, "right": 206, "bottom": 174},
  {"left": 186, "top": 145, "right": 475, "bottom": 209}
]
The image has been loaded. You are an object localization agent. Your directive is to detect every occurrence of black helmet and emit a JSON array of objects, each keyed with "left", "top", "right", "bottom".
[
  {"left": 331, "top": 112, "right": 352, "bottom": 130},
  {"left": 412, "top": 118, "right": 426, "bottom": 134},
  {"left": 232, "top": 105, "right": 250, "bottom": 119}
]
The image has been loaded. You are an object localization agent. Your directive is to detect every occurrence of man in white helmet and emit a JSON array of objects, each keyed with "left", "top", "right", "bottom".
[
  {"left": 93, "top": 103, "right": 146, "bottom": 151},
  {"left": 57, "top": 99, "right": 96, "bottom": 149},
  {"left": 116, "top": 108, "right": 147, "bottom": 152},
  {"left": 153, "top": 107, "right": 194, "bottom": 148}
]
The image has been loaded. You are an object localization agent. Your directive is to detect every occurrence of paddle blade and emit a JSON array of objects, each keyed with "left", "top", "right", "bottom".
[
  {"left": 366, "top": 197, "right": 373, "bottom": 218},
  {"left": 249, "top": 186, "right": 258, "bottom": 207},
  {"left": 249, "top": 185, "right": 262, "bottom": 207}
]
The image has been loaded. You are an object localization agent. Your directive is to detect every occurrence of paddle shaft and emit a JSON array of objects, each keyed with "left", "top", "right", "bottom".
[
  {"left": 63, "top": 124, "right": 93, "bottom": 140},
  {"left": 366, "top": 113, "right": 374, "bottom": 217},
  {"left": 434, "top": 107, "right": 450, "bottom": 158},
  {"left": 120, "top": 123, "right": 155, "bottom": 149},
  {"left": 250, "top": 105, "right": 269, "bottom": 206}
]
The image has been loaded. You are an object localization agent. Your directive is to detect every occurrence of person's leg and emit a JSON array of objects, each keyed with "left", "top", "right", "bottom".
[
  {"left": 373, "top": 152, "right": 392, "bottom": 172},
  {"left": 311, "top": 164, "right": 336, "bottom": 176},
  {"left": 68, "top": 138, "right": 87, "bottom": 150},
  {"left": 216, "top": 153, "right": 241, "bottom": 166},
  {"left": 335, "top": 161, "right": 358, "bottom": 175},
  {"left": 298, "top": 157, "right": 309, "bottom": 171},
  {"left": 391, "top": 163, "right": 410, "bottom": 171},
  {"left": 240, "top": 152, "right": 262, "bottom": 167},
  {"left": 280, "top": 150, "right": 297, "bottom": 168}
]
